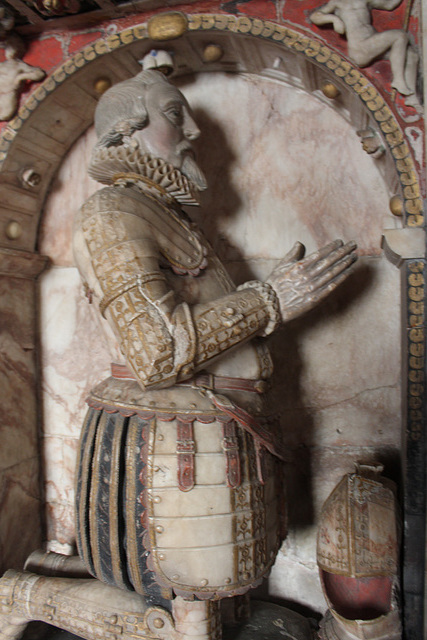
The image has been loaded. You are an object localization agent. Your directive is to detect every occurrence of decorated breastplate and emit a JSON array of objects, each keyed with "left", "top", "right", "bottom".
[{"left": 113, "top": 182, "right": 208, "bottom": 276}]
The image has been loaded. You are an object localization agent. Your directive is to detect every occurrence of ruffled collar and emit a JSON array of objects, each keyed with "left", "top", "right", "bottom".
[{"left": 88, "top": 144, "right": 201, "bottom": 206}]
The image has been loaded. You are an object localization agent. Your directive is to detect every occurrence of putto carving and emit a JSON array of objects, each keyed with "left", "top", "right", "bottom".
[
  {"left": 0, "top": 4, "right": 45, "bottom": 121},
  {"left": 310, "top": 0, "right": 421, "bottom": 111}
]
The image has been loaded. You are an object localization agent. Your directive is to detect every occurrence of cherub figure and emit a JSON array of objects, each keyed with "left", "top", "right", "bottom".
[
  {"left": 0, "top": 4, "right": 45, "bottom": 121},
  {"left": 310, "top": 0, "right": 420, "bottom": 107}
]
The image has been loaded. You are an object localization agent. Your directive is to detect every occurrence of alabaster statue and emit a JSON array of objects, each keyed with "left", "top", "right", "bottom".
[
  {"left": 310, "top": 0, "right": 420, "bottom": 109},
  {"left": 72, "top": 55, "right": 357, "bottom": 603},
  {"left": 0, "top": 53, "right": 357, "bottom": 639}
]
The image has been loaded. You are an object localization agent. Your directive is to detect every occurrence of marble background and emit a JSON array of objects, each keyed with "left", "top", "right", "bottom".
[{"left": 38, "top": 72, "right": 401, "bottom": 611}]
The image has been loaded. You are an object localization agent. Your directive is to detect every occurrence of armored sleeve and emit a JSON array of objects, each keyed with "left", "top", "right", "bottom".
[{"left": 74, "top": 188, "right": 280, "bottom": 389}]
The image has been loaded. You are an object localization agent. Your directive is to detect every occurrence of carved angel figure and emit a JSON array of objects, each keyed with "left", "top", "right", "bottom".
[
  {"left": 310, "top": 0, "right": 420, "bottom": 106},
  {"left": 0, "top": 5, "right": 45, "bottom": 121}
]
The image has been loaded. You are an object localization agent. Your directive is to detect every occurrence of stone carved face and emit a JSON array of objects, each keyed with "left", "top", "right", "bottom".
[
  {"left": 94, "top": 70, "right": 207, "bottom": 190},
  {"left": 132, "top": 80, "right": 201, "bottom": 171}
]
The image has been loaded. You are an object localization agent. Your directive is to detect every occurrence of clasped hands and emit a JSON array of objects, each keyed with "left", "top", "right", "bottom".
[{"left": 266, "top": 240, "right": 357, "bottom": 323}]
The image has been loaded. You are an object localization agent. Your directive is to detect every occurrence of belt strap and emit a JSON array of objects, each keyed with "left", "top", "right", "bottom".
[
  {"left": 222, "top": 421, "right": 241, "bottom": 489},
  {"left": 176, "top": 419, "right": 195, "bottom": 492},
  {"left": 206, "top": 390, "right": 285, "bottom": 463},
  {"left": 110, "top": 363, "right": 269, "bottom": 394}
]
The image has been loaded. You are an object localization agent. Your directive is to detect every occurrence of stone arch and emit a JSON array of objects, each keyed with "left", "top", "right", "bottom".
[{"left": 0, "top": 13, "right": 422, "bottom": 252}]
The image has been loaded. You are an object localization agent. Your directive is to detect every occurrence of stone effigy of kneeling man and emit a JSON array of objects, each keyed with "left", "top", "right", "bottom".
[
  {"left": 0, "top": 53, "right": 357, "bottom": 640},
  {"left": 72, "top": 56, "right": 357, "bottom": 609}
]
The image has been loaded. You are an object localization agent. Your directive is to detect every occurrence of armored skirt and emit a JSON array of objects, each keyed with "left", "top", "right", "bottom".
[{"left": 75, "top": 377, "right": 284, "bottom": 603}]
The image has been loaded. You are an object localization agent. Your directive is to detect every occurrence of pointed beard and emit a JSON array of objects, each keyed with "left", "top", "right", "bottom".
[{"left": 181, "top": 153, "right": 208, "bottom": 192}]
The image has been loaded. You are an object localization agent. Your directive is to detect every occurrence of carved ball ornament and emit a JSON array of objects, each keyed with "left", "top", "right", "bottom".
[
  {"left": 147, "top": 12, "right": 188, "bottom": 41},
  {"left": 389, "top": 195, "right": 404, "bottom": 216},
  {"left": 203, "top": 44, "right": 224, "bottom": 63},
  {"left": 321, "top": 82, "right": 340, "bottom": 99},
  {"left": 5, "top": 220, "right": 22, "bottom": 239},
  {"left": 94, "top": 77, "right": 112, "bottom": 95}
]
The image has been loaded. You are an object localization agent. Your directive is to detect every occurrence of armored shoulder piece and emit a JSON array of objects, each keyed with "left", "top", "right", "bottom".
[{"left": 74, "top": 186, "right": 280, "bottom": 389}]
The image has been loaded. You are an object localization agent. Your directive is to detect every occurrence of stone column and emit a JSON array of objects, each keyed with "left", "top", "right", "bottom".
[{"left": 0, "top": 247, "right": 49, "bottom": 574}]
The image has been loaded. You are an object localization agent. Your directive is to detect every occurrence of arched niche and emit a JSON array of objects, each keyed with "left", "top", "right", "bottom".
[
  {"left": 0, "top": 13, "right": 422, "bottom": 250},
  {"left": 0, "top": 12, "right": 424, "bottom": 625}
]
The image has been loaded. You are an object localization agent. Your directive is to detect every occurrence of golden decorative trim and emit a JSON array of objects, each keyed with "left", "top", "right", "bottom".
[
  {"left": 113, "top": 171, "right": 167, "bottom": 194},
  {"left": 147, "top": 12, "right": 188, "bottom": 41},
  {"left": 407, "top": 262, "right": 425, "bottom": 449}
]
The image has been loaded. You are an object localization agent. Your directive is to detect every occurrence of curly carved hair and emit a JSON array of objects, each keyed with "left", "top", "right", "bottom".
[{"left": 94, "top": 69, "right": 171, "bottom": 148}]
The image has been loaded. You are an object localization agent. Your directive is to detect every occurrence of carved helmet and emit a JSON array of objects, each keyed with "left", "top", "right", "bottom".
[{"left": 317, "top": 464, "right": 401, "bottom": 640}]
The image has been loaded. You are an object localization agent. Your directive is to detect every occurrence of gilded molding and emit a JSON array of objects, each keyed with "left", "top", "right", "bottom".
[
  {"left": 147, "top": 12, "right": 188, "bottom": 41},
  {"left": 406, "top": 261, "right": 425, "bottom": 452},
  {"left": 0, "top": 13, "right": 422, "bottom": 228}
]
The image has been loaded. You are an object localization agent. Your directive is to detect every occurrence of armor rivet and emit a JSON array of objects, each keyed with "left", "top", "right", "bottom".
[
  {"left": 153, "top": 496, "right": 161, "bottom": 503},
  {"left": 157, "top": 434, "right": 164, "bottom": 441},
  {"left": 158, "top": 553, "right": 166, "bottom": 560},
  {"left": 110, "top": 615, "right": 118, "bottom": 624},
  {"left": 225, "top": 307, "right": 235, "bottom": 316},
  {"left": 200, "top": 579, "right": 208, "bottom": 586},
  {"left": 172, "top": 574, "right": 180, "bottom": 580},
  {"left": 224, "top": 578, "right": 231, "bottom": 584},
  {"left": 153, "top": 617, "right": 165, "bottom": 629},
  {"left": 189, "top": 403, "right": 197, "bottom": 409},
  {"left": 155, "top": 525, "right": 164, "bottom": 533},
  {"left": 154, "top": 466, "right": 160, "bottom": 472}
]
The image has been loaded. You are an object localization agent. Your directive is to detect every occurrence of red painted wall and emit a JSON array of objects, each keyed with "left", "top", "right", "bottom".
[{"left": 0, "top": 1, "right": 423, "bottom": 138}]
